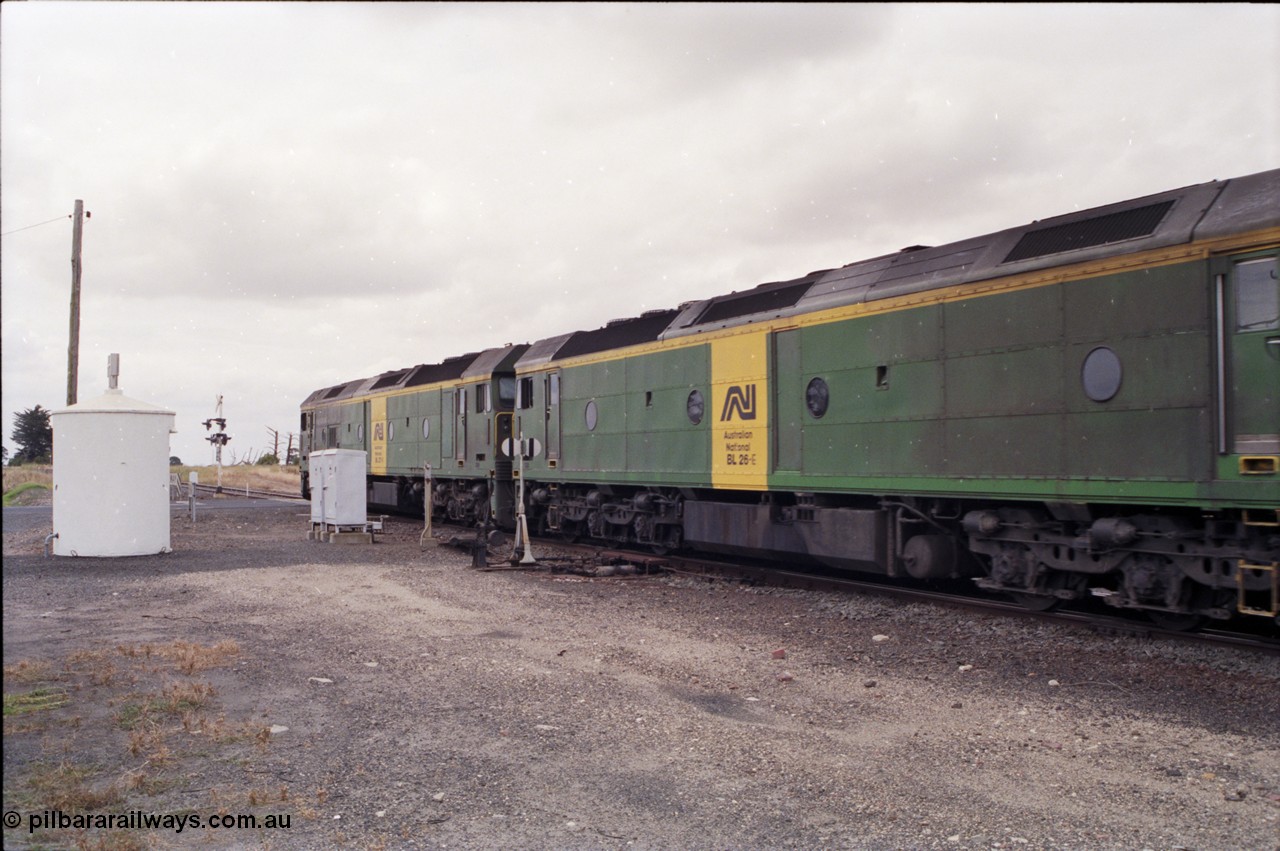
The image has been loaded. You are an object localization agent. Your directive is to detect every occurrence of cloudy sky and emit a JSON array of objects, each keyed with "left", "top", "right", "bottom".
[{"left": 3, "top": 3, "right": 1277, "bottom": 465}]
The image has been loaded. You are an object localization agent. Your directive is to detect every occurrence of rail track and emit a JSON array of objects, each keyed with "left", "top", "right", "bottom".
[
  {"left": 173, "top": 497, "right": 1277, "bottom": 653},
  {"left": 655, "top": 554, "right": 1280, "bottom": 655},
  {"left": 427, "top": 517, "right": 1280, "bottom": 655},
  {"left": 184, "top": 482, "right": 306, "bottom": 501}
]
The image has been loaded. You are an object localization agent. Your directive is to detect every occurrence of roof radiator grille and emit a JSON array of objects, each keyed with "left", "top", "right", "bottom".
[
  {"left": 370, "top": 369, "right": 412, "bottom": 390},
  {"left": 694, "top": 279, "right": 815, "bottom": 325},
  {"left": 1002, "top": 200, "right": 1175, "bottom": 264}
]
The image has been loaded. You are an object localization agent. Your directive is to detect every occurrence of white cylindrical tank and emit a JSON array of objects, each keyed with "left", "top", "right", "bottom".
[{"left": 51, "top": 358, "right": 176, "bottom": 557}]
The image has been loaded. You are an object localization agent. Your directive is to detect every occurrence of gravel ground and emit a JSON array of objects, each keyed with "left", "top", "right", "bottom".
[{"left": 3, "top": 500, "right": 1278, "bottom": 850}]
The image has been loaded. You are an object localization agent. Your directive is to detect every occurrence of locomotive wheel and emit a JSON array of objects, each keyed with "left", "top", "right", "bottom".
[
  {"left": 649, "top": 526, "right": 681, "bottom": 557},
  {"left": 901, "top": 534, "right": 957, "bottom": 580}
]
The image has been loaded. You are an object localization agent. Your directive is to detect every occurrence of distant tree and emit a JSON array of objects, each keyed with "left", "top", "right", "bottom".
[
  {"left": 256, "top": 453, "right": 280, "bottom": 466},
  {"left": 1, "top": 444, "right": 8, "bottom": 466},
  {"left": 169, "top": 456, "right": 183, "bottom": 466},
  {"left": 11, "top": 405, "right": 53, "bottom": 463}
]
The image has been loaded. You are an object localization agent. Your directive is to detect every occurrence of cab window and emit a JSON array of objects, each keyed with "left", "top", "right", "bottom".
[
  {"left": 498, "top": 376, "right": 517, "bottom": 407},
  {"left": 517, "top": 377, "right": 534, "bottom": 410},
  {"left": 1236, "top": 257, "right": 1278, "bottom": 331}
]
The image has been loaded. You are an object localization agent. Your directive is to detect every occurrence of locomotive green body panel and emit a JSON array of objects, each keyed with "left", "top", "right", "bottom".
[
  {"left": 384, "top": 387, "right": 444, "bottom": 475},
  {"left": 518, "top": 345, "right": 712, "bottom": 486},
  {"left": 764, "top": 254, "right": 1277, "bottom": 508},
  {"left": 338, "top": 401, "right": 366, "bottom": 453}
]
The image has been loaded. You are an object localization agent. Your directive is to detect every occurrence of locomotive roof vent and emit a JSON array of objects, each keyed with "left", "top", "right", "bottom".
[
  {"left": 555, "top": 308, "right": 679, "bottom": 360},
  {"left": 370, "top": 368, "right": 412, "bottom": 391},
  {"left": 1002, "top": 199, "right": 1175, "bottom": 264},
  {"left": 693, "top": 274, "right": 819, "bottom": 325},
  {"left": 405, "top": 356, "right": 475, "bottom": 388}
]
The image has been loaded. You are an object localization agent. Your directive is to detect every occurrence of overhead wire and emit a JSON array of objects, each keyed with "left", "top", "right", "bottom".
[{"left": 1, "top": 214, "right": 73, "bottom": 237}]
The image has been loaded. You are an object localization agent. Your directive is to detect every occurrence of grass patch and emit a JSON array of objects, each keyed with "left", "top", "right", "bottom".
[
  {"left": 114, "top": 681, "right": 216, "bottom": 732},
  {"left": 4, "top": 659, "right": 55, "bottom": 684},
  {"left": 3, "top": 639, "right": 291, "bottom": 848},
  {"left": 4, "top": 686, "right": 69, "bottom": 716},
  {"left": 2, "top": 463, "right": 52, "bottom": 492},
  {"left": 0, "top": 464, "right": 299, "bottom": 500},
  {"left": 25, "top": 759, "right": 124, "bottom": 812},
  {"left": 3, "top": 480, "right": 49, "bottom": 506},
  {"left": 172, "top": 464, "right": 300, "bottom": 493},
  {"left": 116, "top": 639, "right": 240, "bottom": 675}
]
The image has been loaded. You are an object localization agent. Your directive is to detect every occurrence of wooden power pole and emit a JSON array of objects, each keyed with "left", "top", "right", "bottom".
[{"left": 67, "top": 200, "right": 85, "bottom": 406}]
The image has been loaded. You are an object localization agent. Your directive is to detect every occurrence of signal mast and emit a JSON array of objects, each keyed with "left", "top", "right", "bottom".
[{"left": 203, "top": 395, "right": 230, "bottom": 493}]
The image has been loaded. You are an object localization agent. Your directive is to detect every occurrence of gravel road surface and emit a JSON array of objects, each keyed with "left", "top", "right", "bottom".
[{"left": 4, "top": 501, "right": 1278, "bottom": 850}]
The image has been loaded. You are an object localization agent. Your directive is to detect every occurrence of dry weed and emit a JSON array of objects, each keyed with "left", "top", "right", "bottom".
[
  {"left": 172, "top": 464, "right": 300, "bottom": 493},
  {"left": 114, "top": 640, "right": 239, "bottom": 675},
  {"left": 4, "top": 658, "right": 55, "bottom": 685},
  {"left": 2, "top": 463, "right": 52, "bottom": 491},
  {"left": 26, "top": 760, "right": 123, "bottom": 812}
]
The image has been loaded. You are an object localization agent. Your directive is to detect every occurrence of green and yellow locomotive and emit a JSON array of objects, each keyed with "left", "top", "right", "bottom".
[{"left": 302, "top": 169, "right": 1279, "bottom": 627}]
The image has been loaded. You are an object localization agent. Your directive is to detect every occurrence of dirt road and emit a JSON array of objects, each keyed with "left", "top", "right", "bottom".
[{"left": 4, "top": 502, "right": 1278, "bottom": 849}]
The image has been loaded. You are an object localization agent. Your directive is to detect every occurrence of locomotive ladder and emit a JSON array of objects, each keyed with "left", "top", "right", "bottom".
[{"left": 1237, "top": 561, "right": 1279, "bottom": 618}]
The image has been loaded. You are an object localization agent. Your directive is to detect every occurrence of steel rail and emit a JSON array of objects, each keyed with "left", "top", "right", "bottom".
[
  {"left": 187, "top": 482, "right": 306, "bottom": 501},
  {"left": 420, "top": 517, "right": 1280, "bottom": 654}
]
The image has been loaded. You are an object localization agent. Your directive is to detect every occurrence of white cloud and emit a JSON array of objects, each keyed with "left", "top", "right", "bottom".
[{"left": 3, "top": 2, "right": 1277, "bottom": 464}]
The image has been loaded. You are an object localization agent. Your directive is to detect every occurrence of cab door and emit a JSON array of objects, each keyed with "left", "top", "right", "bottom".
[
  {"left": 454, "top": 387, "right": 468, "bottom": 466},
  {"left": 545, "top": 371, "right": 561, "bottom": 465},
  {"left": 442, "top": 390, "right": 456, "bottom": 464},
  {"left": 772, "top": 328, "right": 802, "bottom": 473},
  {"left": 1221, "top": 253, "right": 1279, "bottom": 457}
]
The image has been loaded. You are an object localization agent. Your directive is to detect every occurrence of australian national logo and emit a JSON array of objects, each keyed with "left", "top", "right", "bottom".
[{"left": 720, "top": 384, "right": 757, "bottom": 421}]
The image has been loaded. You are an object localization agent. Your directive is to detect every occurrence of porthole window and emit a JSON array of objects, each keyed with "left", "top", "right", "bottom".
[
  {"left": 388, "top": 421, "right": 396, "bottom": 442},
  {"left": 585, "top": 400, "right": 598, "bottom": 431},
  {"left": 1082, "top": 346, "right": 1123, "bottom": 402},
  {"left": 422, "top": 418, "right": 431, "bottom": 440},
  {"left": 356, "top": 423, "right": 364, "bottom": 441},
  {"left": 806, "top": 377, "right": 830, "bottom": 418},
  {"left": 687, "top": 389, "right": 705, "bottom": 425}
]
